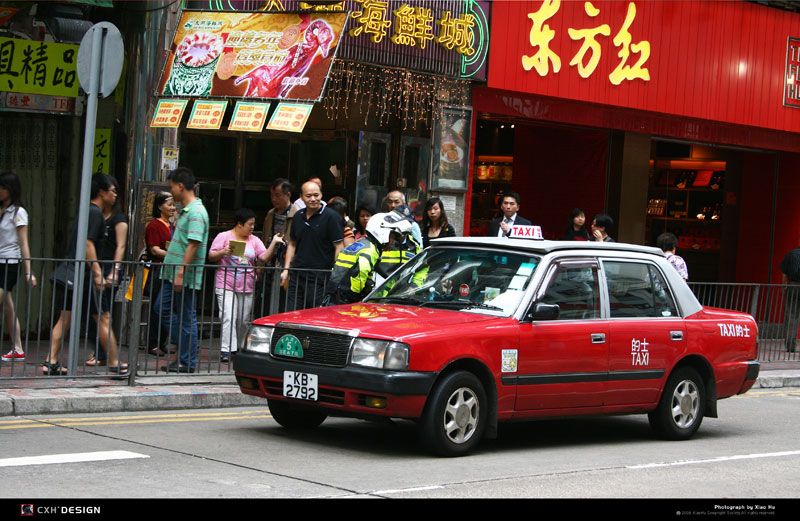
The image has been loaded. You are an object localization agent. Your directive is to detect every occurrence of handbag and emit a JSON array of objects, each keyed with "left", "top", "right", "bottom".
[
  {"left": 49, "top": 261, "right": 77, "bottom": 289},
  {"left": 125, "top": 266, "right": 150, "bottom": 301}
]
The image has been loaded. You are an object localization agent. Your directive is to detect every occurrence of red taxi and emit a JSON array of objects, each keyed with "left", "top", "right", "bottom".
[{"left": 234, "top": 238, "right": 760, "bottom": 456}]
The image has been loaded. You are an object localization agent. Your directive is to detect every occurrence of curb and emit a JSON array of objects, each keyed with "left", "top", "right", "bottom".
[
  {"left": 754, "top": 375, "right": 800, "bottom": 389},
  {"left": 0, "top": 386, "right": 264, "bottom": 417}
]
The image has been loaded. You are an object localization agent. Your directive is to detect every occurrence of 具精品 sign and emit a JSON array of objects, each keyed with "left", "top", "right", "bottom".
[{"left": 0, "top": 37, "right": 80, "bottom": 97}]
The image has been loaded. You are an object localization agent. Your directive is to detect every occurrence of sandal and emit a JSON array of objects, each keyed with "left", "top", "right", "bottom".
[
  {"left": 85, "top": 355, "right": 106, "bottom": 367},
  {"left": 41, "top": 361, "right": 68, "bottom": 376},
  {"left": 108, "top": 364, "right": 129, "bottom": 377}
]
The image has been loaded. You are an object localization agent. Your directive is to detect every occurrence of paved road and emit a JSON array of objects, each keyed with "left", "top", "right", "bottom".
[{"left": 1, "top": 389, "right": 798, "bottom": 499}]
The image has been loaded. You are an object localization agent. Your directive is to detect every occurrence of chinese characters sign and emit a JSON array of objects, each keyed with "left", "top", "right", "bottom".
[
  {"left": 186, "top": 100, "right": 228, "bottom": 129},
  {"left": 228, "top": 101, "right": 270, "bottom": 132},
  {"left": 522, "top": 0, "right": 650, "bottom": 85},
  {"left": 93, "top": 129, "right": 111, "bottom": 175},
  {"left": 785, "top": 38, "right": 800, "bottom": 109},
  {"left": 266, "top": 102, "right": 313, "bottom": 133},
  {"left": 151, "top": 99, "right": 188, "bottom": 128},
  {"left": 185, "top": 0, "right": 490, "bottom": 80},
  {"left": 158, "top": 11, "right": 347, "bottom": 102},
  {"left": 0, "top": 37, "right": 79, "bottom": 97}
]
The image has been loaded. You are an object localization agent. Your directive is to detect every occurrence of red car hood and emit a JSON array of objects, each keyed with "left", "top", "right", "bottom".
[{"left": 252, "top": 303, "right": 503, "bottom": 341}]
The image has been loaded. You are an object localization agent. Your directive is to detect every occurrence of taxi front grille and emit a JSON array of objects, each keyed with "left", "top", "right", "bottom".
[{"left": 270, "top": 327, "right": 353, "bottom": 367}]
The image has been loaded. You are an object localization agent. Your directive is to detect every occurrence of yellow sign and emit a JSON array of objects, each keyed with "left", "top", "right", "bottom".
[
  {"left": 266, "top": 102, "right": 313, "bottom": 133},
  {"left": 151, "top": 99, "right": 188, "bottom": 128},
  {"left": 92, "top": 129, "right": 112, "bottom": 175},
  {"left": 229, "top": 101, "right": 270, "bottom": 132},
  {"left": 522, "top": 0, "right": 650, "bottom": 85},
  {"left": 0, "top": 37, "right": 80, "bottom": 97},
  {"left": 186, "top": 100, "right": 228, "bottom": 130}
]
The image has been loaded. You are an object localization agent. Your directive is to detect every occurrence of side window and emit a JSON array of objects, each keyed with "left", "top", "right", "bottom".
[
  {"left": 649, "top": 265, "right": 679, "bottom": 317},
  {"left": 604, "top": 261, "right": 678, "bottom": 318},
  {"left": 540, "top": 264, "right": 601, "bottom": 320}
]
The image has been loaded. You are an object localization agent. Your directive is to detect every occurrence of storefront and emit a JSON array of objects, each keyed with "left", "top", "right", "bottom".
[
  {"left": 470, "top": 0, "right": 800, "bottom": 283},
  {"left": 148, "top": 0, "right": 490, "bottom": 240}
]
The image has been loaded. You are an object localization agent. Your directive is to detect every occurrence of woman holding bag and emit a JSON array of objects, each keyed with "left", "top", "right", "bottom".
[{"left": 143, "top": 192, "right": 175, "bottom": 356}]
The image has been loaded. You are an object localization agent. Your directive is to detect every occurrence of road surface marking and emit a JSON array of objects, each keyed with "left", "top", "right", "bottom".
[
  {"left": 0, "top": 451, "right": 149, "bottom": 468},
  {"left": 0, "top": 413, "right": 272, "bottom": 430},
  {"left": 0, "top": 410, "right": 269, "bottom": 425},
  {"left": 627, "top": 450, "right": 800, "bottom": 470}
]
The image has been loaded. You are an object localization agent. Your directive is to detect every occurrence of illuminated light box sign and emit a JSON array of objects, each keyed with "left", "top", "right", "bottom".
[
  {"left": 151, "top": 99, "right": 189, "bottom": 128},
  {"left": 186, "top": 100, "right": 228, "bottom": 129},
  {"left": 0, "top": 36, "right": 80, "bottom": 97},
  {"left": 510, "top": 225, "right": 543, "bottom": 240},
  {"left": 158, "top": 10, "right": 348, "bottom": 102},
  {"left": 184, "top": 1, "right": 491, "bottom": 81},
  {"left": 266, "top": 102, "right": 313, "bottom": 133},
  {"left": 228, "top": 101, "right": 271, "bottom": 132}
]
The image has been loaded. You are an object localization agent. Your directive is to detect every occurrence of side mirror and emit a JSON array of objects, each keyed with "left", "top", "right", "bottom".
[{"left": 529, "top": 303, "right": 560, "bottom": 321}]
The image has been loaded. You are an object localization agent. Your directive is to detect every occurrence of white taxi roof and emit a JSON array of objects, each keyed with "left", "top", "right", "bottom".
[{"left": 430, "top": 237, "right": 665, "bottom": 257}]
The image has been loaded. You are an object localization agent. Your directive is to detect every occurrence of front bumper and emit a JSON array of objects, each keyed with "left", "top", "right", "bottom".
[{"left": 233, "top": 352, "right": 437, "bottom": 418}]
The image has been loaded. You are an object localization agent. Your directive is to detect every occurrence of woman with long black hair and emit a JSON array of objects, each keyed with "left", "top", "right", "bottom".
[
  {"left": 0, "top": 172, "right": 36, "bottom": 362},
  {"left": 421, "top": 197, "right": 456, "bottom": 249}
]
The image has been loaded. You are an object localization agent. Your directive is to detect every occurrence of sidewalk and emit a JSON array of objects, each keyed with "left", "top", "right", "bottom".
[{"left": 1, "top": 367, "right": 798, "bottom": 417}]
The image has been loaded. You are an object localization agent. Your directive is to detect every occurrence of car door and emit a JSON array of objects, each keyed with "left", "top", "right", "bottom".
[
  {"left": 602, "top": 260, "right": 685, "bottom": 406},
  {"left": 516, "top": 258, "right": 609, "bottom": 411}
]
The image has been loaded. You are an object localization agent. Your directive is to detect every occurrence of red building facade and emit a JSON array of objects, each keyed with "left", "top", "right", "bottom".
[{"left": 469, "top": 0, "right": 800, "bottom": 283}]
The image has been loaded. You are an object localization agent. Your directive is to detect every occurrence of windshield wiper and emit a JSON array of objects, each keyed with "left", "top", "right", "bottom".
[
  {"left": 421, "top": 300, "right": 505, "bottom": 312},
  {"left": 367, "top": 296, "right": 421, "bottom": 306}
]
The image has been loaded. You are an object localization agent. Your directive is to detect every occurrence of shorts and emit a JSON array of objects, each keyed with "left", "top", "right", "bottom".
[
  {"left": 0, "top": 263, "right": 19, "bottom": 291},
  {"left": 52, "top": 279, "right": 108, "bottom": 315}
]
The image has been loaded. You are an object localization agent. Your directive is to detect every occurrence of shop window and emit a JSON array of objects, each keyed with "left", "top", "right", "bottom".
[
  {"left": 295, "top": 140, "right": 346, "bottom": 198},
  {"left": 243, "top": 188, "right": 269, "bottom": 216},
  {"left": 369, "top": 142, "right": 387, "bottom": 187},
  {"left": 244, "top": 139, "right": 290, "bottom": 183},
  {"left": 179, "top": 133, "right": 236, "bottom": 181}
]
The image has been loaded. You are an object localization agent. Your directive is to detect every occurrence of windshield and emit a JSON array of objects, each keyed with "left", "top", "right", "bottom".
[{"left": 366, "top": 247, "right": 541, "bottom": 316}]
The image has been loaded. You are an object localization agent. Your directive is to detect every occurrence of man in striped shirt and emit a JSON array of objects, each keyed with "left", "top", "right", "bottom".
[{"left": 155, "top": 167, "right": 209, "bottom": 373}]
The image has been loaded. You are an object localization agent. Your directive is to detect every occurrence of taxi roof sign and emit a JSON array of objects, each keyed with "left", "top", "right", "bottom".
[{"left": 509, "top": 225, "right": 543, "bottom": 240}]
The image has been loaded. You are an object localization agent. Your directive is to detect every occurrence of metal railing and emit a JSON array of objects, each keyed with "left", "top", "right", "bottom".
[
  {"left": 0, "top": 258, "right": 332, "bottom": 383},
  {"left": 688, "top": 282, "right": 800, "bottom": 363},
  {"left": 2, "top": 259, "right": 796, "bottom": 384}
]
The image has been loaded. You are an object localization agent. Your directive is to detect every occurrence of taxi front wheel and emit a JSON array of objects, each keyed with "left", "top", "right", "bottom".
[
  {"left": 648, "top": 367, "right": 705, "bottom": 440},
  {"left": 419, "top": 371, "right": 487, "bottom": 457},
  {"left": 268, "top": 399, "right": 328, "bottom": 430}
]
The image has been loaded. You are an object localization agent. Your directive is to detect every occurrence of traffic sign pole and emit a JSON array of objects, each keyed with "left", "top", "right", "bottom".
[{"left": 67, "top": 26, "right": 105, "bottom": 376}]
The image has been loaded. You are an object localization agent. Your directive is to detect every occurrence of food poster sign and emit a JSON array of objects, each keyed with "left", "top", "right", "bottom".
[
  {"left": 431, "top": 105, "right": 471, "bottom": 191},
  {"left": 158, "top": 11, "right": 348, "bottom": 102}
]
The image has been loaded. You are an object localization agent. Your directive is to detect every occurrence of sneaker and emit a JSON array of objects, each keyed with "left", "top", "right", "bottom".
[
  {"left": 2, "top": 350, "right": 25, "bottom": 361},
  {"left": 220, "top": 353, "right": 230, "bottom": 363}
]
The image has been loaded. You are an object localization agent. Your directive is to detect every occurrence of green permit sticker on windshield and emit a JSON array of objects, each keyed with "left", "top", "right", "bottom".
[
  {"left": 517, "top": 263, "right": 536, "bottom": 277},
  {"left": 274, "top": 334, "right": 304, "bottom": 358}
]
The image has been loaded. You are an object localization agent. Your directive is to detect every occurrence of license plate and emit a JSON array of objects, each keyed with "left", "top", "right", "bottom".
[{"left": 283, "top": 371, "right": 318, "bottom": 401}]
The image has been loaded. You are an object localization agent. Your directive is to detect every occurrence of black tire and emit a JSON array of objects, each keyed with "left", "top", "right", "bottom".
[
  {"left": 267, "top": 399, "right": 328, "bottom": 430},
  {"left": 648, "top": 367, "right": 705, "bottom": 440},
  {"left": 419, "top": 371, "right": 488, "bottom": 457}
]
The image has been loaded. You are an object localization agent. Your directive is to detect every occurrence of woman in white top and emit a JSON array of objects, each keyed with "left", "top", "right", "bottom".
[{"left": 0, "top": 172, "right": 36, "bottom": 361}]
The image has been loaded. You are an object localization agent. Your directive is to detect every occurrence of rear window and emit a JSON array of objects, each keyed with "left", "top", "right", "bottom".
[{"left": 604, "top": 261, "right": 678, "bottom": 318}]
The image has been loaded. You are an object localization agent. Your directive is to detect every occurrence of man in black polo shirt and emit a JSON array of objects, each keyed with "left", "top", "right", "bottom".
[{"left": 281, "top": 180, "right": 344, "bottom": 310}]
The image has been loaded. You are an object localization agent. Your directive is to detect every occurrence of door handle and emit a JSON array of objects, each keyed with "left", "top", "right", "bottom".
[
  {"left": 671, "top": 331, "right": 684, "bottom": 341},
  {"left": 591, "top": 333, "right": 606, "bottom": 344}
]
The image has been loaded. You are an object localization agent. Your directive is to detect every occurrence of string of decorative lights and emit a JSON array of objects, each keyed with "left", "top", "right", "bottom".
[{"left": 323, "top": 60, "right": 470, "bottom": 130}]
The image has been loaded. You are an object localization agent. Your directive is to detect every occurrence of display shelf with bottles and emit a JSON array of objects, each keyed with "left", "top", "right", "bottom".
[
  {"left": 646, "top": 163, "right": 726, "bottom": 254},
  {"left": 471, "top": 155, "right": 514, "bottom": 223}
]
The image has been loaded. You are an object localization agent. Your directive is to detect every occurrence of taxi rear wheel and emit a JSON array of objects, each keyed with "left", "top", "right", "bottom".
[
  {"left": 420, "top": 371, "right": 487, "bottom": 457},
  {"left": 268, "top": 399, "right": 328, "bottom": 430},
  {"left": 648, "top": 367, "right": 705, "bottom": 440}
]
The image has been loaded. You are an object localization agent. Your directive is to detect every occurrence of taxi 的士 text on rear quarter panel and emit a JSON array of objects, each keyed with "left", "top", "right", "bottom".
[{"left": 234, "top": 238, "right": 760, "bottom": 456}]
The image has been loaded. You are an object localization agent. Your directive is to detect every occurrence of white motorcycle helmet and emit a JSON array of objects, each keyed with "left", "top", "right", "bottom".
[{"left": 366, "top": 212, "right": 413, "bottom": 245}]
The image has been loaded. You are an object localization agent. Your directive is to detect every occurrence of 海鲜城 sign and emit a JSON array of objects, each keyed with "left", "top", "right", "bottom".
[{"left": 158, "top": 10, "right": 347, "bottom": 102}]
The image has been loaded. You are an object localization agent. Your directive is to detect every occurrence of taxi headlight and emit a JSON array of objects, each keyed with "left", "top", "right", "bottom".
[
  {"left": 351, "top": 339, "right": 409, "bottom": 371},
  {"left": 245, "top": 326, "right": 274, "bottom": 354}
]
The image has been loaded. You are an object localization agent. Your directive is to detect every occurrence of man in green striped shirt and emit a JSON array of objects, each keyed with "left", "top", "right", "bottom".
[{"left": 155, "top": 167, "right": 209, "bottom": 373}]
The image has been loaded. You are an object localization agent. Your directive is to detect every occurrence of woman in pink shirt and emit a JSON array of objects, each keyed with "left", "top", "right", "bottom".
[{"left": 209, "top": 208, "right": 284, "bottom": 362}]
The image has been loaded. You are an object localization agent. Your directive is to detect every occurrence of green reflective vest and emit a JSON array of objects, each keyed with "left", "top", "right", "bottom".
[{"left": 329, "top": 237, "right": 381, "bottom": 303}]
